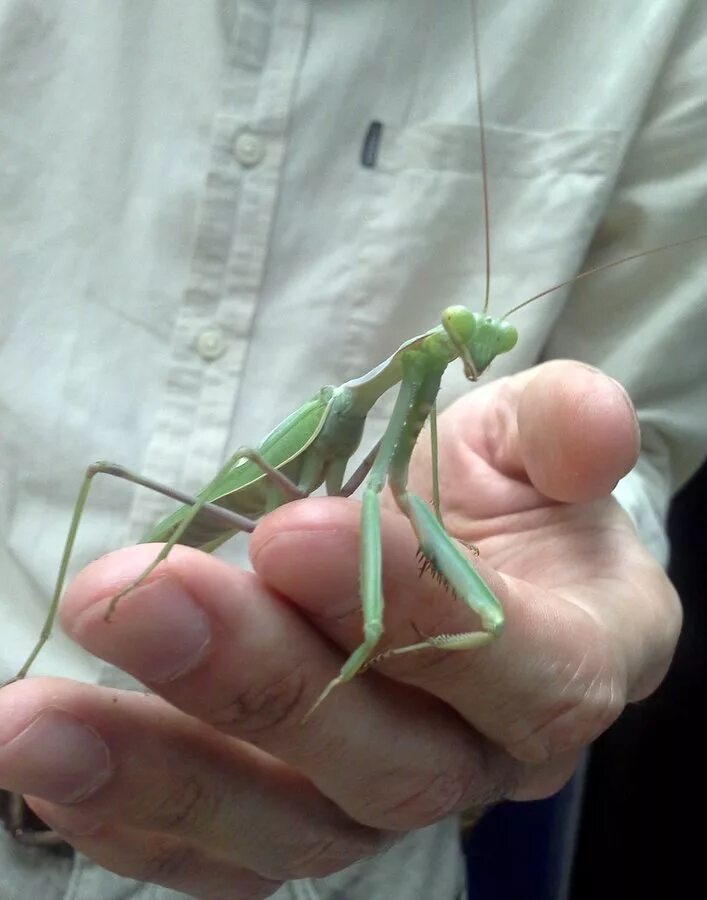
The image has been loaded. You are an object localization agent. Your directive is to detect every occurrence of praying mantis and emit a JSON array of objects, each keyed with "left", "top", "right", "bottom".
[{"left": 8, "top": 305, "right": 518, "bottom": 711}]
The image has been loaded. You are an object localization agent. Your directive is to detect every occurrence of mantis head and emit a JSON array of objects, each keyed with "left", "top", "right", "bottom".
[{"left": 441, "top": 306, "right": 517, "bottom": 381}]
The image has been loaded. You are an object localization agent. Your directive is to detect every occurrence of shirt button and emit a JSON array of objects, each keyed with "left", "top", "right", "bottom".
[
  {"left": 195, "top": 328, "right": 227, "bottom": 361},
  {"left": 234, "top": 132, "right": 266, "bottom": 167}
]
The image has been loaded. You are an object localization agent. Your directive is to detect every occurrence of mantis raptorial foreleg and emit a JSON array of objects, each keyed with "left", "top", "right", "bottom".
[
  {"left": 305, "top": 376, "right": 420, "bottom": 712},
  {"left": 387, "top": 496, "right": 503, "bottom": 650},
  {"left": 308, "top": 347, "right": 503, "bottom": 713}
]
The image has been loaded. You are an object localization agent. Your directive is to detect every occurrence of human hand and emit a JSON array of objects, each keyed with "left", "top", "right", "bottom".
[{"left": 0, "top": 361, "right": 681, "bottom": 898}]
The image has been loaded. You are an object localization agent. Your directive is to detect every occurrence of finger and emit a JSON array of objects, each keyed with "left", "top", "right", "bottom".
[
  {"left": 25, "top": 797, "right": 282, "bottom": 900},
  {"left": 417, "top": 361, "right": 640, "bottom": 518},
  {"left": 507, "top": 749, "right": 582, "bottom": 802},
  {"left": 251, "top": 500, "right": 625, "bottom": 765},
  {"left": 60, "top": 546, "right": 518, "bottom": 830},
  {"left": 0, "top": 678, "right": 383, "bottom": 879},
  {"left": 513, "top": 360, "right": 639, "bottom": 502}
]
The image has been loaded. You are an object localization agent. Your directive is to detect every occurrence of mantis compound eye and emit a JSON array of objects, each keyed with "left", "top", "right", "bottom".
[
  {"left": 441, "top": 307, "right": 481, "bottom": 380},
  {"left": 441, "top": 305, "right": 476, "bottom": 345},
  {"left": 496, "top": 321, "right": 518, "bottom": 353}
]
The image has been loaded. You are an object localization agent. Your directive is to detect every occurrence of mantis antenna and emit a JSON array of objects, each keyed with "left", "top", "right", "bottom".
[
  {"left": 501, "top": 234, "right": 707, "bottom": 319},
  {"left": 470, "top": 0, "right": 492, "bottom": 315}
]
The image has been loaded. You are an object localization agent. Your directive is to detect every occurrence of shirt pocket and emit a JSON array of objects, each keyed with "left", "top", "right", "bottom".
[{"left": 342, "top": 120, "right": 619, "bottom": 423}]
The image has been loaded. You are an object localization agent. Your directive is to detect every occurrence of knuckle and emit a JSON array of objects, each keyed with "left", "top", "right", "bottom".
[
  {"left": 515, "top": 756, "right": 581, "bottom": 801},
  {"left": 118, "top": 834, "right": 200, "bottom": 886},
  {"left": 144, "top": 771, "right": 213, "bottom": 835},
  {"left": 206, "top": 664, "right": 309, "bottom": 737},
  {"left": 112, "top": 840, "right": 282, "bottom": 900},
  {"left": 508, "top": 660, "right": 626, "bottom": 763},
  {"left": 274, "top": 820, "right": 384, "bottom": 880},
  {"left": 630, "top": 576, "right": 683, "bottom": 699},
  {"left": 355, "top": 764, "right": 477, "bottom": 830}
]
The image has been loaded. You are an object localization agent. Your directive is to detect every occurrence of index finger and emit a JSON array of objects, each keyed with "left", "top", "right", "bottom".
[
  {"left": 60, "top": 545, "right": 517, "bottom": 831},
  {"left": 410, "top": 361, "right": 640, "bottom": 524},
  {"left": 251, "top": 498, "right": 624, "bottom": 766}
]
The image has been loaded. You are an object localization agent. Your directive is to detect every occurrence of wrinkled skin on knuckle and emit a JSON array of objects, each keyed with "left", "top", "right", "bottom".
[
  {"left": 205, "top": 665, "right": 310, "bottom": 738},
  {"left": 356, "top": 745, "right": 521, "bottom": 833},
  {"left": 104, "top": 833, "right": 202, "bottom": 890},
  {"left": 549, "top": 667, "right": 625, "bottom": 751},
  {"left": 350, "top": 761, "right": 480, "bottom": 831},
  {"left": 270, "top": 819, "right": 387, "bottom": 881},
  {"left": 505, "top": 660, "right": 626, "bottom": 765},
  {"left": 116, "top": 838, "right": 281, "bottom": 900},
  {"left": 144, "top": 771, "right": 214, "bottom": 836}
]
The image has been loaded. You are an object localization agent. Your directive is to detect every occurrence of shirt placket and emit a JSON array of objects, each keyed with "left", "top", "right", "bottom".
[{"left": 125, "top": 0, "right": 311, "bottom": 543}]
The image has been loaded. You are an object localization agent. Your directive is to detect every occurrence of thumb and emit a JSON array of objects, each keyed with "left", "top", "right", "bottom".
[
  {"left": 410, "top": 360, "right": 640, "bottom": 520},
  {"left": 515, "top": 360, "right": 640, "bottom": 503}
]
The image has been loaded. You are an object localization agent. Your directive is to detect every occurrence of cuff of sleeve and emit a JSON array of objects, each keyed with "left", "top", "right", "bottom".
[{"left": 612, "top": 458, "right": 670, "bottom": 566}]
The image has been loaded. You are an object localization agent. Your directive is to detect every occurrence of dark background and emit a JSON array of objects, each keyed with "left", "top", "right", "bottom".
[{"left": 572, "top": 457, "right": 707, "bottom": 898}]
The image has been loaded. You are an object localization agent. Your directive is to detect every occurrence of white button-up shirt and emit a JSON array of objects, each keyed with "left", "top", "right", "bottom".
[{"left": 1, "top": 1, "right": 706, "bottom": 898}]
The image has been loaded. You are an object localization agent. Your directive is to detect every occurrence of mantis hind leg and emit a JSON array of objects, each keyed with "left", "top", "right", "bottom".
[
  {"left": 99, "top": 444, "right": 299, "bottom": 620},
  {"left": 103, "top": 440, "right": 330, "bottom": 621},
  {"left": 232, "top": 447, "right": 308, "bottom": 504},
  {"left": 6, "top": 461, "right": 258, "bottom": 685}
]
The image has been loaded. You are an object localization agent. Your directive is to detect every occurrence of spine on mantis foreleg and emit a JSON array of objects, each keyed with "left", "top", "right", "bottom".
[{"left": 407, "top": 494, "right": 504, "bottom": 639}]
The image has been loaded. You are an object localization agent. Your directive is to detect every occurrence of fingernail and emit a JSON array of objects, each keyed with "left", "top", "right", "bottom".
[
  {"left": 609, "top": 375, "right": 635, "bottom": 410},
  {"left": 70, "top": 576, "right": 212, "bottom": 684},
  {"left": 0, "top": 710, "right": 111, "bottom": 804},
  {"left": 609, "top": 376, "right": 640, "bottom": 438}
]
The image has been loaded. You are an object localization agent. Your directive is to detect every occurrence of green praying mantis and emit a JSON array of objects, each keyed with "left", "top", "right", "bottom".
[
  {"left": 7, "top": 235, "right": 702, "bottom": 715},
  {"left": 9, "top": 303, "right": 517, "bottom": 711}
]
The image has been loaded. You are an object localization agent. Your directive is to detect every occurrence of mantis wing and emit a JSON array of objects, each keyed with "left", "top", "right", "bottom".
[{"left": 144, "top": 389, "right": 334, "bottom": 548}]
